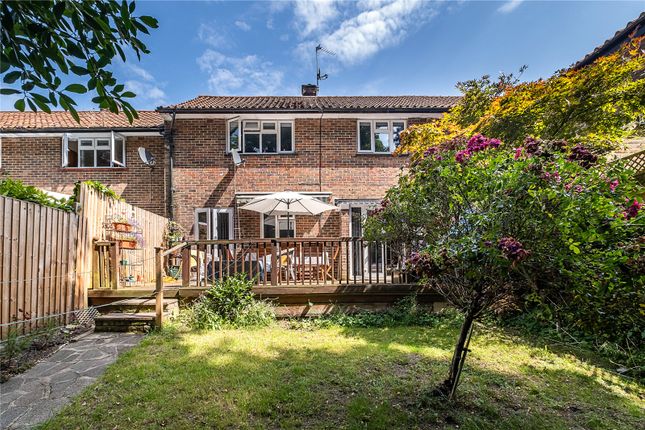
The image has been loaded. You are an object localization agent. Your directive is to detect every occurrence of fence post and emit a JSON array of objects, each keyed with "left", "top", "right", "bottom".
[
  {"left": 181, "top": 245, "right": 190, "bottom": 288},
  {"left": 155, "top": 246, "right": 163, "bottom": 329},
  {"left": 109, "top": 241, "right": 119, "bottom": 290},
  {"left": 270, "top": 240, "right": 278, "bottom": 286}
]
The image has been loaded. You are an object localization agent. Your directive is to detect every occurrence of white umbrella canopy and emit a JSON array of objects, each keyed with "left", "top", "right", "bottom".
[{"left": 240, "top": 191, "right": 338, "bottom": 216}]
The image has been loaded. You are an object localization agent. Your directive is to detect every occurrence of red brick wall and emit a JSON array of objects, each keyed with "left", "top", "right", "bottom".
[
  {"left": 0, "top": 135, "right": 166, "bottom": 216},
  {"left": 171, "top": 117, "right": 433, "bottom": 237}
]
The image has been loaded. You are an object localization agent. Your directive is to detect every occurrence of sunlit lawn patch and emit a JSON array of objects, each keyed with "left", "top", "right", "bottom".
[{"left": 41, "top": 322, "right": 644, "bottom": 429}]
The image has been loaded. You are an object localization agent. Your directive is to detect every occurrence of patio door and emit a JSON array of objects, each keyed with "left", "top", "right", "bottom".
[
  {"left": 194, "top": 208, "right": 234, "bottom": 240},
  {"left": 349, "top": 206, "right": 384, "bottom": 277}
]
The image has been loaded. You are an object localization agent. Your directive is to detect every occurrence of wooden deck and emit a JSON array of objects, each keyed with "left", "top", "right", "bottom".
[{"left": 88, "top": 284, "right": 445, "bottom": 317}]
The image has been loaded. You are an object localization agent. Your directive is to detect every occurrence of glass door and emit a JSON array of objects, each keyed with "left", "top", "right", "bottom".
[
  {"left": 194, "top": 208, "right": 234, "bottom": 240},
  {"left": 349, "top": 206, "right": 384, "bottom": 277}
]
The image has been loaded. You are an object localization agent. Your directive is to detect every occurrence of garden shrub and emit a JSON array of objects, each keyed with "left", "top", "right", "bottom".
[
  {"left": 182, "top": 274, "right": 275, "bottom": 330},
  {"left": 365, "top": 135, "right": 644, "bottom": 377},
  {"left": 0, "top": 177, "right": 74, "bottom": 211}
]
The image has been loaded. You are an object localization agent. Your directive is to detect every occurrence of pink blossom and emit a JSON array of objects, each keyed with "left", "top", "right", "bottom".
[
  {"left": 623, "top": 199, "right": 642, "bottom": 220},
  {"left": 609, "top": 179, "right": 619, "bottom": 192},
  {"left": 455, "top": 150, "right": 470, "bottom": 164},
  {"left": 514, "top": 147, "right": 523, "bottom": 160}
]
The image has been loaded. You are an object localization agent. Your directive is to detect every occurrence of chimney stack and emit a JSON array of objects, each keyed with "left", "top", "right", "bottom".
[{"left": 301, "top": 84, "right": 318, "bottom": 96}]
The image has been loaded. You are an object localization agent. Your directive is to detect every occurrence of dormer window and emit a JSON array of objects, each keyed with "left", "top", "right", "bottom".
[
  {"left": 62, "top": 132, "right": 125, "bottom": 168},
  {"left": 228, "top": 119, "right": 294, "bottom": 154}
]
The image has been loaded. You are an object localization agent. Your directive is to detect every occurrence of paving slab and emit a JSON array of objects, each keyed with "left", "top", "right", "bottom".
[{"left": 0, "top": 332, "right": 143, "bottom": 429}]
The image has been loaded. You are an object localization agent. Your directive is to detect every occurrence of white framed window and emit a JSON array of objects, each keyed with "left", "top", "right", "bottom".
[
  {"left": 228, "top": 119, "right": 294, "bottom": 154},
  {"left": 357, "top": 120, "right": 406, "bottom": 154},
  {"left": 62, "top": 132, "right": 125, "bottom": 168},
  {"left": 261, "top": 214, "right": 295, "bottom": 238},
  {"left": 194, "top": 208, "right": 234, "bottom": 240}
]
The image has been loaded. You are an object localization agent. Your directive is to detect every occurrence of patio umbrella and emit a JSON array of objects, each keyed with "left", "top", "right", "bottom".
[{"left": 239, "top": 191, "right": 338, "bottom": 236}]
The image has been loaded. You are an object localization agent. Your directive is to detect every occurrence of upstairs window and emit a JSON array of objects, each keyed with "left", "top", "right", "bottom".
[
  {"left": 228, "top": 119, "right": 294, "bottom": 154},
  {"left": 62, "top": 132, "right": 125, "bottom": 168},
  {"left": 357, "top": 120, "right": 406, "bottom": 154}
]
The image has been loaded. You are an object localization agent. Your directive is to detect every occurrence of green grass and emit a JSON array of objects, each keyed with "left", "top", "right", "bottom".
[{"left": 41, "top": 321, "right": 644, "bottom": 429}]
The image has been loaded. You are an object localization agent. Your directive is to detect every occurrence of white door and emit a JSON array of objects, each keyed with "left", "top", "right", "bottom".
[
  {"left": 349, "top": 205, "right": 384, "bottom": 277},
  {"left": 194, "top": 208, "right": 234, "bottom": 240}
]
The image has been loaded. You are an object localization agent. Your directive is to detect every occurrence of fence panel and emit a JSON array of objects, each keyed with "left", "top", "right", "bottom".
[
  {"left": 0, "top": 195, "right": 78, "bottom": 339},
  {"left": 75, "top": 184, "right": 168, "bottom": 292}
]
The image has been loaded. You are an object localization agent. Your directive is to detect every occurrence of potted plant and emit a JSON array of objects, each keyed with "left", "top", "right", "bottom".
[
  {"left": 118, "top": 238, "right": 138, "bottom": 249},
  {"left": 112, "top": 214, "right": 133, "bottom": 232}
]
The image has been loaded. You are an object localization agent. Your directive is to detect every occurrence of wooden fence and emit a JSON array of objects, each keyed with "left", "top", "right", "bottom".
[
  {"left": 75, "top": 183, "right": 167, "bottom": 293},
  {"left": 0, "top": 195, "right": 79, "bottom": 338},
  {"left": 0, "top": 183, "right": 168, "bottom": 340}
]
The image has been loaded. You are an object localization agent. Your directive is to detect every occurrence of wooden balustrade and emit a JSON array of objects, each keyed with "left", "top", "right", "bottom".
[{"left": 167, "top": 238, "right": 411, "bottom": 287}]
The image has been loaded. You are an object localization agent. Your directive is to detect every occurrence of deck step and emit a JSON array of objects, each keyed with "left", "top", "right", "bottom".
[
  {"left": 99, "top": 298, "right": 179, "bottom": 315},
  {"left": 94, "top": 312, "right": 170, "bottom": 333}
]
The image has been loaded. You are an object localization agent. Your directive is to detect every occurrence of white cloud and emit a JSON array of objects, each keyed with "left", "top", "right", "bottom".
[
  {"left": 197, "top": 49, "right": 284, "bottom": 95},
  {"left": 198, "top": 23, "right": 228, "bottom": 47},
  {"left": 294, "top": 0, "right": 340, "bottom": 36},
  {"left": 309, "top": 0, "right": 436, "bottom": 65},
  {"left": 124, "top": 80, "right": 167, "bottom": 108},
  {"left": 126, "top": 64, "right": 154, "bottom": 82},
  {"left": 498, "top": 0, "right": 524, "bottom": 14},
  {"left": 120, "top": 63, "right": 167, "bottom": 108},
  {"left": 235, "top": 20, "right": 251, "bottom": 31}
]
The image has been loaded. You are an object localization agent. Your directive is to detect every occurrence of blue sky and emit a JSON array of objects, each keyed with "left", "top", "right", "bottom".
[{"left": 2, "top": 0, "right": 645, "bottom": 110}]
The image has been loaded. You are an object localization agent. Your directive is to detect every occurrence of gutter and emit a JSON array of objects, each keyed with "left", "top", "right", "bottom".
[
  {"left": 155, "top": 107, "right": 454, "bottom": 115},
  {"left": 0, "top": 126, "right": 164, "bottom": 134}
]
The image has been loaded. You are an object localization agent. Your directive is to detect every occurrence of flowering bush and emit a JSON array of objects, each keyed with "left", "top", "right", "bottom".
[
  {"left": 398, "top": 37, "right": 644, "bottom": 156},
  {"left": 365, "top": 134, "right": 644, "bottom": 392}
]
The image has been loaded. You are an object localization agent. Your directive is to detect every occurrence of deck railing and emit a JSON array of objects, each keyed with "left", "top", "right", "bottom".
[{"left": 167, "top": 238, "right": 413, "bottom": 287}]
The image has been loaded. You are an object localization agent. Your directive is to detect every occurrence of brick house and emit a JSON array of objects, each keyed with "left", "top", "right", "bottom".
[{"left": 0, "top": 94, "right": 459, "bottom": 241}]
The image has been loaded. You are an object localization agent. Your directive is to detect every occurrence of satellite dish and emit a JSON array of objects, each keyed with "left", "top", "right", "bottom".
[
  {"left": 138, "top": 147, "right": 156, "bottom": 167},
  {"left": 231, "top": 149, "right": 244, "bottom": 167}
]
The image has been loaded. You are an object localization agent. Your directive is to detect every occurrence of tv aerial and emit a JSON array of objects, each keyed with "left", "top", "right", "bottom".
[
  {"left": 316, "top": 44, "right": 335, "bottom": 88},
  {"left": 138, "top": 147, "right": 156, "bottom": 167}
]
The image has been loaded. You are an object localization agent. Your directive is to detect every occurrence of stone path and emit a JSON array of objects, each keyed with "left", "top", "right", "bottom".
[{"left": 0, "top": 332, "right": 143, "bottom": 429}]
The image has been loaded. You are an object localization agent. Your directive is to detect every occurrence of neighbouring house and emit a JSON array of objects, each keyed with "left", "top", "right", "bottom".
[
  {"left": 0, "top": 110, "right": 166, "bottom": 215},
  {"left": 0, "top": 93, "right": 460, "bottom": 241},
  {"left": 572, "top": 11, "right": 644, "bottom": 70}
]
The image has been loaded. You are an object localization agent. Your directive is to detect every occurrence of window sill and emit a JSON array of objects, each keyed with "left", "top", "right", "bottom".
[
  {"left": 228, "top": 152, "right": 297, "bottom": 156},
  {"left": 60, "top": 167, "right": 128, "bottom": 172},
  {"left": 355, "top": 152, "right": 395, "bottom": 156}
]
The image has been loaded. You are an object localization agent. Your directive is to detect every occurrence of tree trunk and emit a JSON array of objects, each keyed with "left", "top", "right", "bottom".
[{"left": 435, "top": 310, "right": 476, "bottom": 400}]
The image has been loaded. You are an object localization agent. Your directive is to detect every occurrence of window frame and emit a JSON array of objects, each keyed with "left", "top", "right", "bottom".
[
  {"left": 62, "top": 132, "right": 126, "bottom": 168},
  {"left": 227, "top": 119, "right": 295, "bottom": 154},
  {"left": 356, "top": 120, "right": 407, "bottom": 154},
  {"left": 260, "top": 214, "right": 296, "bottom": 239}
]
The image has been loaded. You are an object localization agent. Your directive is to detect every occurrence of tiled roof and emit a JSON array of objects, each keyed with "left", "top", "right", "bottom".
[
  {"left": 573, "top": 11, "right": 645, "bottom": 69},
  {"left": 159, "top": 95, "right": 461, "bottom": 113},
  {"left": 0, "top": 110, "right": 164, "bottom": 131}
]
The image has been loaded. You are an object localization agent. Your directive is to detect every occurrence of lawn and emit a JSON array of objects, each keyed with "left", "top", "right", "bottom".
[{"left": 41, "top": 321, "right": 644, "bottom": 429}]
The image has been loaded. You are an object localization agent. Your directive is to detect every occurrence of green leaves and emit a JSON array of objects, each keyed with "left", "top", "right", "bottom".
[
  {"left": 369, "top": 135, "right": 644, "bottom": 352},
  {"left": 1, "top": 0, "right": 159, "bottom": 123},
  {"left": 64, "top": 84, "right": 87, "bottom": 94}
]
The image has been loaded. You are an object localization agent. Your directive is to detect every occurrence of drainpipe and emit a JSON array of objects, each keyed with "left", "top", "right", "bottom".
[
  {"left": 317, "top": 102, "right": 324, "bottom": 236},
  {"left": 164, "top": 110, "right": 177, "bottom": 220},
  {"left": 317, "top": 104, "right": 324, "bottom": 192}
]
